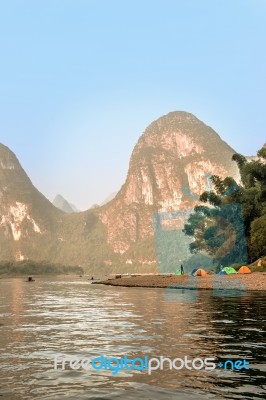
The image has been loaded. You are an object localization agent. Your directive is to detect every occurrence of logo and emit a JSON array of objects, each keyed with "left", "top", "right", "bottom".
[{"left": 53, "top": 354, "right": 250, "bottom": 375}]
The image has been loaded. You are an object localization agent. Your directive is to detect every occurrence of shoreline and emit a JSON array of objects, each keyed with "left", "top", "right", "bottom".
[{"left": 93, "top": 272, "right": 266, "bottom": 291}]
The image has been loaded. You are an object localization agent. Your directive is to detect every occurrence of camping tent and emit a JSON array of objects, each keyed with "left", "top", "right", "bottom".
[
  {"left": 238, "top": 266, "right": 251, "bottom": 274},
  {"left": 223, "top": 267, "right": 237, "bottom": 274},
  {"left": 191, "top": 268, "right": 198, "bottom": 276},
  {"left": 218, "top": 270, "right": 227, "bottom": 275},
  {"left": 195, "top": 269, "right": 207, "bottom": 277}
]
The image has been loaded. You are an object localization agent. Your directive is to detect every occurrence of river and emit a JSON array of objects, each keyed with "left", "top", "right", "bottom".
[{"left": 0, "top": 277, "right": 265, "bottom": 399}]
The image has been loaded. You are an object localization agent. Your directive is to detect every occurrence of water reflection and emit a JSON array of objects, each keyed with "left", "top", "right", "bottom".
[{"left": 0, "top": 277, "right": 265, "bottom": 399}]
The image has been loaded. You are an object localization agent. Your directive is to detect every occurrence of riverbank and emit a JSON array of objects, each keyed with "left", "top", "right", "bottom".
[{"left": 94, "top": 272, "right": 266, "bottom": 291}]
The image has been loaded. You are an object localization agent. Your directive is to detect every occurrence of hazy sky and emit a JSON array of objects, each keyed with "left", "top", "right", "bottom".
[{"left": 0, "top": 0, "right": 265, "bottom": 210}]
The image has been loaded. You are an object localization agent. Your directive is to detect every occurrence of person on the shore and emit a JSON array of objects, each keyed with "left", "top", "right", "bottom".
[{"left": 181, "top": 265, "right": 184, "bottom": 275}]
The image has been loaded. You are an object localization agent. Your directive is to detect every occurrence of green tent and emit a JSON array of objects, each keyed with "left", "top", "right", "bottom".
[
  {"left": 175, "top": 269, "right": 182, "bottom": 275},
  {"left": 223, "top": 267, "right": 237, "bottom": 274}
]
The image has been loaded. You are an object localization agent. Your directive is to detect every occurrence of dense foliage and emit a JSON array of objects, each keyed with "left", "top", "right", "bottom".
[{"left": 184, "top": 146, "right": 266, "bottom": 264}]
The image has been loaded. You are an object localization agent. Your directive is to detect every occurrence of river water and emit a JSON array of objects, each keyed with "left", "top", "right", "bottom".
[{"left": 0, "top": 277, "right": 265, "bottom": 399}]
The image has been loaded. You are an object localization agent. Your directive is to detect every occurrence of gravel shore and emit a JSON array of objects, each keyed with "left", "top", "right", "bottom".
[{"left": 95, "top": 272, "right": 266, "bottom": 291}]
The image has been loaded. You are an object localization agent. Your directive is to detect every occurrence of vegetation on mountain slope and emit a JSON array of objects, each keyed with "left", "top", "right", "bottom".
[{"left": 0, "top": 260, "right": 84, "bottom": 275}]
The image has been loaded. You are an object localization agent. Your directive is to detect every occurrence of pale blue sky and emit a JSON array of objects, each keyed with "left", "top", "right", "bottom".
[{"left": 0, "top": 0, "right": 265, "bottom": 210}]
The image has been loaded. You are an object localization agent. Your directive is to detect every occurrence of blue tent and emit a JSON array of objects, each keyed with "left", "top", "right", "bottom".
[
  {"left": 191, "top": 268, "right": 198, "bottom": 276},
  {"left": 218, "top": 270, "right": 227, "bottom": 275}
]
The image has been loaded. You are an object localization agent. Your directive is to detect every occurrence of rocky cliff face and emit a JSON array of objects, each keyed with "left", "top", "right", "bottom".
[
  {"left": 0, "top": 144, "right": 62, "bottom": 261},
  {"left": 0, "top": 112, "right": 241, "bottom": 270},
  {"left": 99, "top": 112, "right": 240, "bottom": 255}
]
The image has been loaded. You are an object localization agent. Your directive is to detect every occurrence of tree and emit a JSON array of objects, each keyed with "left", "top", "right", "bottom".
[
  {"left": 183, "top": 145, "right": 266, "bottom": 263},
  {"left": 251, "top": 215, "right": 266, "bottom": 259}
]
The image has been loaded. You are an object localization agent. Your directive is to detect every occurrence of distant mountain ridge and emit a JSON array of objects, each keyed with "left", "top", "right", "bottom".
[
  {"left": 246, "top": 143, "right": 266, "bottom": 162},
  {"left": 0, "top": 111, "right": 247, "bottom": 272},
  {"left": 53, "top": 194, "right": 78, "bottom": 213}
]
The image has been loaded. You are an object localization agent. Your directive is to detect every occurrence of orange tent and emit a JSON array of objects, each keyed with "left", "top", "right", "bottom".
[
  {"left": 238, "top": 266, "right": 251, "bottom": 274},
  {"left": 195, "top": 269, "right": 207, "bottom": 277}
]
